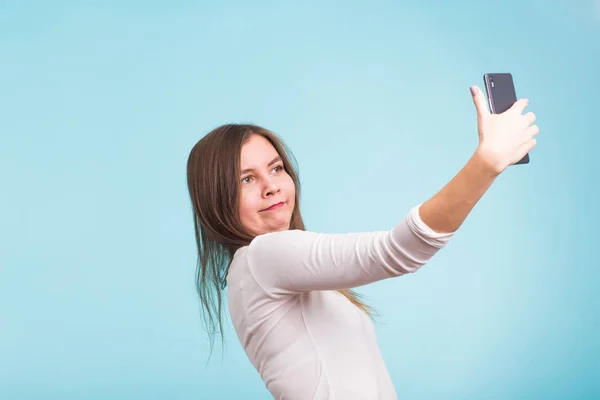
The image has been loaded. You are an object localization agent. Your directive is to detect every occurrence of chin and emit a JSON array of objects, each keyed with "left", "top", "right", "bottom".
[
  {"left": 267, "top": 218, "right": 292, "bottom": 234},
  {"left": 270, "top": 220, "right": 291, "bottom": 233}
]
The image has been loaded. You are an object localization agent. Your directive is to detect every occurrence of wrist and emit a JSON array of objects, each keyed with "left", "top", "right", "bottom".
[{"left": 473, "top": 146, "right": 504, "bottom": 177}]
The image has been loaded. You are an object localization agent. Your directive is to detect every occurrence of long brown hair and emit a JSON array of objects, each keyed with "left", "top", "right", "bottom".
[{"left": 186, "top": 123, "right": 375, "bottom": 356}]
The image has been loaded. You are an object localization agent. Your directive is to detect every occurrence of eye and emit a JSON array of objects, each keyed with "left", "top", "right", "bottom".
[
  {"left": 241, "top": 175, "right": 254, "bottom": 184},
  {"left": 273, "top": 165, "right": 284, "bottom": 173}
]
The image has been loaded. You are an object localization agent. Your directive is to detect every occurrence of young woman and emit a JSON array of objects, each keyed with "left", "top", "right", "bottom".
[{"left": 186, "top": 86, "right": 538, "bottom": 399}]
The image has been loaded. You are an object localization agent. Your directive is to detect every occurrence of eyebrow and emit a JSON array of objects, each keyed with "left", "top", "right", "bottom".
[{"left": 241, "top": 156, "right": 282, "bottom": 175}]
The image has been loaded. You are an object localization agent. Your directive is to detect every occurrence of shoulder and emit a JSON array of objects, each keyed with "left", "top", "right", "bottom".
[
  {"left": 229, "top": 229, "right": 318, "bottom": 277},
  {"left": 227, "top": 230, "right": 319, "bottom": 297},
  {"left": 245, "top": 229, "right": 329, "bottom": 274}
]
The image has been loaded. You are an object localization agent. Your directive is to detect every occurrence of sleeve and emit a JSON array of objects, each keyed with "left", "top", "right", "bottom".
[{"left": 245, "top": 203, "right": 455, "bottom": 296}]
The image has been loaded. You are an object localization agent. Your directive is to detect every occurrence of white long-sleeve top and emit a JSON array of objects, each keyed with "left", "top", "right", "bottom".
[{"left": 226, "top": 204, "right": 455, "bottom": 399}]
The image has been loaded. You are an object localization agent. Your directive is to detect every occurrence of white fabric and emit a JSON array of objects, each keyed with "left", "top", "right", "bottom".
[{"left": 226, "top": 204, "right": 454, "bottom": 399}]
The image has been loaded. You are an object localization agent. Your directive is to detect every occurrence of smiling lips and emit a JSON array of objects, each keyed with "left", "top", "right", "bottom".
[{"left": 263, "top": 202, "right": 284, "bottom": 211}]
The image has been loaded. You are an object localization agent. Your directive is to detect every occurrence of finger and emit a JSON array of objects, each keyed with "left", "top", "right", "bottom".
[
  {"left": 516, "top": 138, "right": 537, "bottom": 161},
  {"left": 524, "top": 112, "right": 536, "bottom": 125},
  {"left": 510, "top": 98, "right": 529, "bottom": 114},
  {"left": 527, "top": 124, "right": 539, "bottom": 137},
  {"left": 470, "top": 86, "right": 490, "bottom": 119}
]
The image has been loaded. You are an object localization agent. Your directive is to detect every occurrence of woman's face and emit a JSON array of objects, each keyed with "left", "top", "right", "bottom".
[{"left": 238, "top": 134, "right": 296, "bottom": 237}]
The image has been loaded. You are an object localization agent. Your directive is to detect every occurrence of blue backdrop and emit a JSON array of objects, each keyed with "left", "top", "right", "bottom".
[{"left": 1, "top": 1, "right": 598, "bottom": 399}]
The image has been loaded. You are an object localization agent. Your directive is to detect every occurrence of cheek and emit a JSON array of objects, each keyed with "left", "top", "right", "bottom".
[
  {"left": 284, "top": 176, "right": 296, "bottom": 199},
  {"left": 239, "top": 189, "right": 260, "bottom": 220}
]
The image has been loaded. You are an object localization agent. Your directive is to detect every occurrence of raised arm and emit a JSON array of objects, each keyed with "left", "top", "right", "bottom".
[
  {"left": 246, "top": 85, "right": 538, "bottom": 295},
  {"left": 246, "top": 204, "right": 452, "bottom": 295}
]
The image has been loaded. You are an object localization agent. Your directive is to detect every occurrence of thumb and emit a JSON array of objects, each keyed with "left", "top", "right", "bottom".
[{"left": 470, "top": 85, "right": 489, "bottom": 119}]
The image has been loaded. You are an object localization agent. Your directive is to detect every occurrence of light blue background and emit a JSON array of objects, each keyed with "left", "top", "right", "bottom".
[{"left": 1, "top": 1, "right": 598, "bottom": 399}]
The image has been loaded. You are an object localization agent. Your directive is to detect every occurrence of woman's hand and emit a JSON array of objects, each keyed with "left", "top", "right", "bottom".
[{"left": 470, "top": 85, "right": 539, "bottom": 175}]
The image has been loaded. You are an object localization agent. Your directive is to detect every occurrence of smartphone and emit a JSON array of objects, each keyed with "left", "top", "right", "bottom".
[{"left": 483, "top": 73, "right": 529, "bottom": 165}]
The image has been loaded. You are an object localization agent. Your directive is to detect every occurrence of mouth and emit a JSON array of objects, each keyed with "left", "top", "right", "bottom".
[{"left": 262, "top": 202, "right": 285, "bottom": 212}]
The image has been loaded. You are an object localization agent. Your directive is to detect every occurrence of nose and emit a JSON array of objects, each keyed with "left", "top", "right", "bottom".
[{"left": 263, "top": 177, "right": 280, "bottom": 197}]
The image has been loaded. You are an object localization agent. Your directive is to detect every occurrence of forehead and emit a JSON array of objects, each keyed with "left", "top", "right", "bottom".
[{"left": 240, "top": 135, "right": 279, "bottom": 166}]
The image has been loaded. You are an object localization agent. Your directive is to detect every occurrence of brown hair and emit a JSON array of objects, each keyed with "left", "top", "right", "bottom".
[{"left": 186, "top": 123, "right": 375, "bottom": 356}]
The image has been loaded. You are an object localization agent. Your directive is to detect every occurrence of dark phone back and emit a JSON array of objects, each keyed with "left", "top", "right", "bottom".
[{"left": 483, "top": 73, "right": 529, "bottom": 164}]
